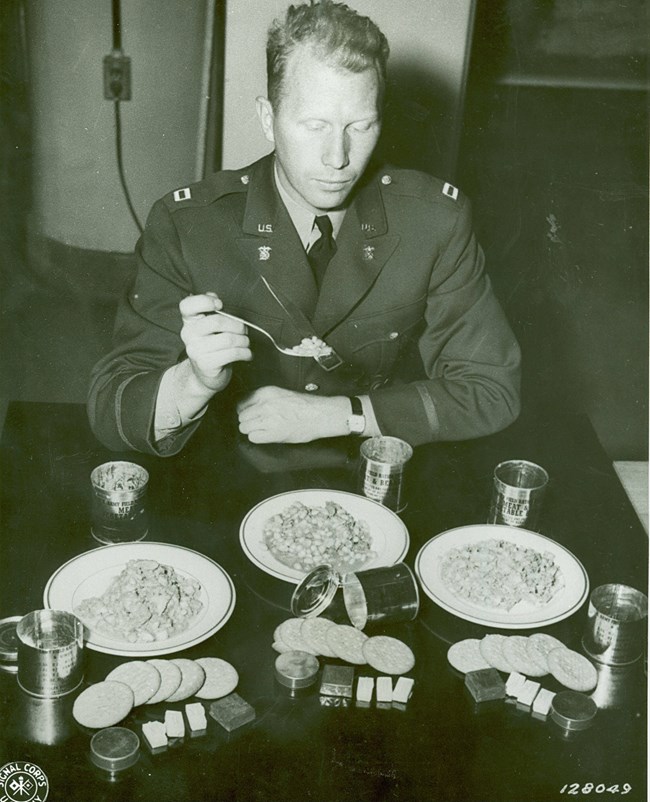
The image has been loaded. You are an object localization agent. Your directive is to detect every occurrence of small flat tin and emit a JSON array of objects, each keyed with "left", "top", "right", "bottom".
[
  {"left": 550, "top": 690, "right": 598, "bottom": 731},
  {"left": 275, "top": 651, "right": 319, "bottom": 690},
  {"left": 0, "top": 616, "right": 22, "bottom": 674},
  {"left": 90, "top": 727, "right": 140, "bottom": 773}
]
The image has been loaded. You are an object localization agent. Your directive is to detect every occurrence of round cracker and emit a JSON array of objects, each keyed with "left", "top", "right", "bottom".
[
  {"left": 166, "top": 658, "right": 206, "bottom": 702},
  {"left": 301, "top": 617, "right": 337, "bottom": 658},
  {"left": 527, "top": 633, "right": 566, "bottom": 672},
  {"left": 502, "top": 636, "right": 547, "bottom": 677},
  {"left": 146, "top": 659, "right": 183, "bottom": 704},
  {"left": 106, "top": 660, "right": 161, "bottom": 706},
  {"left": 547, "top": 647, "right": 598, "bottom": 692},
  {"left": 194, "top": 657, "right": 239, "bottom": 700},
  {"left": 447, "top": 639, "right": 491, "bottom": 674},
  {"left": 272, "top": 639, "right": 293, "bottom": 654},
  {"left": 278, "top": 618, "right": 318, "bottom": 655},
  {"left": 73, "top": 681, "right": 134, "bottom": 729},
  {"left": 326, "top": 624, "right": 368, "bottom": 664},
  {"left": 362, "top": 636, "right": 415, "bottom": 675},
  {"left": 479, "top": 634, "right": 515, "bottom": 673}
]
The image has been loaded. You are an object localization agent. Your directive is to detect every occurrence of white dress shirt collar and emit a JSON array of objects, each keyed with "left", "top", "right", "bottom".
[{"left": 273, "top": 162, "right": 346, "bottom": 249}]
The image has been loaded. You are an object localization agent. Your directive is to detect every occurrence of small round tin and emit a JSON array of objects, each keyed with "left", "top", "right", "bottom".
[
  {"left": 90, "top": 727, "right": 140, "bottom": 773},
  {"left": 274, "top": 651, "right": 319, "bottom": 690},
  {"left": 0, "top": 615, "right": 22, "bottom": 674},
  {"left": 550, "top": 691, "right": 598, "bottom": 732}
]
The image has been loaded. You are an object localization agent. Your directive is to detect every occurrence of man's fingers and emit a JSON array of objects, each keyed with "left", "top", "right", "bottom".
[{"left": 179, "top": 293, "right": 221, "bottom": 320}]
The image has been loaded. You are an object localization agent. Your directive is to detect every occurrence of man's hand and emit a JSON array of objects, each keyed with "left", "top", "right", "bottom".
[
  {"left": 179, "top": 293, "right": 252, "bottom": 393},
  {"left": 237, "top": 386, "right": 350, "bottom": 443}
]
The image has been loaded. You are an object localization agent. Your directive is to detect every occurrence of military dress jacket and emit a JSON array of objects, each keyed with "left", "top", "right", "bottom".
[{"left": 88, "top": 153, "right": 521, "bottom": 454}]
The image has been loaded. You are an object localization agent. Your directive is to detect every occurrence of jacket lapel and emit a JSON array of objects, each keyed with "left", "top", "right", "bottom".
[
  {"left": 235, "top": 156, "right": 318, "bottom": 317},
  {"left": 313, "top": 176, "right": 400, "bottom": 333}
]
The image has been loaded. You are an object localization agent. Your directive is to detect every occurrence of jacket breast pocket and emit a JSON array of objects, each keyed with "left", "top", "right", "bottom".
[{"left": 346, "top": 297, "right": 426, "bottom": 377}]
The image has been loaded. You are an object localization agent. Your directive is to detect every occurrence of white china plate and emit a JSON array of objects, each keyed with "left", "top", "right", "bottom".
[
  {"left": 415, "top": 524, "right": 589, "bottom": 629},
  {"left": 43, "top": 542, "right": 236, "bottom": 656},
  {"left": 239, "top": 489, "right": 410, "bottom": 583}
]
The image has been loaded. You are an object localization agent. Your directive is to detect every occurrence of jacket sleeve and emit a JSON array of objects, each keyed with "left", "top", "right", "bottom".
[
  {"left": 368, "top": 196, "right": 521, "bottom": 446},
  {"left": 87, "top": 199, "right": 200, "bottom": 454}
]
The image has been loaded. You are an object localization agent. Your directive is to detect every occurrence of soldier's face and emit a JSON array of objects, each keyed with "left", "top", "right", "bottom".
[{"left": 257, "top": 45, "right": 381, "bottom": 214}]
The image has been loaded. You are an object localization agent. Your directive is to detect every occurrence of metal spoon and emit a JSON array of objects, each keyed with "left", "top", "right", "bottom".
[{"left": 216, "top": 310, "right": 313, "bottom": 357}]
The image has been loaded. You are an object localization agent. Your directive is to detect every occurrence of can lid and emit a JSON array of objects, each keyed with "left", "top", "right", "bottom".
[
  {"left": 291, "top": 565, "right": 340, "bottom": 618},
  {"left": 550, "top": 690, "right": 598, "bottom": 731},
  {"left": 274, "top": 651, "right": 320, "bottom": 689},
  {"left": 0, "top": 616, "right": 22, "bottom": 671},
  {"left": 90, "top": 727, "right": 140, "bottom": 772}
]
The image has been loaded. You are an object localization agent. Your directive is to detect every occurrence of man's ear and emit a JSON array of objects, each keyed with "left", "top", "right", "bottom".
[{"left": 256, "top": 97, "right": 275, "bottom": 144}]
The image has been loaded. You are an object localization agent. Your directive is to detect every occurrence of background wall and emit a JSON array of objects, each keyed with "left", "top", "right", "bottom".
[
  {"left": 26, "top": 0, "right": 213, "bottom": 253},
  {"left": 221, "top": 0, "right": 475, "bottom": 178}
]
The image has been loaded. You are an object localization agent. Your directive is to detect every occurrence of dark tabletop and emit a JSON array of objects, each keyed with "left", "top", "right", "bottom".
[{"left": 0, "top": 402, "right": 647, "bottom": 802}]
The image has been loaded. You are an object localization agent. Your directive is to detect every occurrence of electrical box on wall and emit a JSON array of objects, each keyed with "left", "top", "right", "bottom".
[{"left": 103, "top": 53, "right": 132, "bottom": 100}]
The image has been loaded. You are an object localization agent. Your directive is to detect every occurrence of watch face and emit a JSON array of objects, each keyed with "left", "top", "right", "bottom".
[{"left": 348, "top": 414, "right": 365, "bottom": 434}]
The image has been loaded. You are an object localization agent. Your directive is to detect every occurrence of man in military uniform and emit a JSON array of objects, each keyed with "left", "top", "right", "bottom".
[{"left": 88, "top": 0, "right": 520, "bottom": 455}]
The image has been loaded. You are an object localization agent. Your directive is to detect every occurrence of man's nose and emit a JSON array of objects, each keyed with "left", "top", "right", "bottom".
[{"left": 322, "top": 131, "right": 350, "bottom": 169}]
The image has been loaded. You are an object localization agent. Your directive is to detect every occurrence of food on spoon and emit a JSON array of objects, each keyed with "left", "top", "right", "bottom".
[
  {"left": 74, "top": 559, "right": 203, "bottom": 643},
  {"left": 285, "top": 335, "right": 333, "bottom": 358},
  {"left": 440, "top": 538, "right": 565, "bottom": 611},
  {"left": 263, "top": 500, "right": 375, "bottom": 573},
  {"left": 73, "top": 680, "right": 134, "bottom": 728}
]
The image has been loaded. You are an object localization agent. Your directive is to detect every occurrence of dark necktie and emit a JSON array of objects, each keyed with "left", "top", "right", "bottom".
[{"left": 307, "top": 215, "right": 337, "bottom": 289}]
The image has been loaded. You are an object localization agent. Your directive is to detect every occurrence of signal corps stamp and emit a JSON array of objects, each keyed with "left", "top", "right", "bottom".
[{"left": 0, "top": 761, "right": 49, "bottom": 802}]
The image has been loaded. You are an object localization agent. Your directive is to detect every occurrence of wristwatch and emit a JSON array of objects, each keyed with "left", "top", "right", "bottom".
[{"left": 347, "top": 396, "right": 366, "bottom": 435}]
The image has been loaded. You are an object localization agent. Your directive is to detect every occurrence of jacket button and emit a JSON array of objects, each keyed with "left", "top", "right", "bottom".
[
  {"left": 304, "top": 383, "right": 319, "bottom": 392},
  {"left": 389, "top": 331, "right": 399, "bottom": 340},
  {"left": 381, "top": 174, "right": 392, "bottom": 185}
]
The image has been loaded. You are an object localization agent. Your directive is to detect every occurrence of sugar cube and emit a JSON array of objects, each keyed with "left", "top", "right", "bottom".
[
  {"left": 392, "top": 677, "right": 414, "bottom": 705},
  {"left": 142, "top": 721, "right": 168, "bottom": 751},
  {"left": 376, "top": 676, "right": 393, "bottom": 704},
  {"left": 356, "top": 677, "right": 374, "bottom": 704},
  {"left": 164, "top": 709, "right": 185, "bottom": 739},
  {"left": 532, "top": 687, "right": 556, "bottom": 716},
  {"left": 185, "top": 702, "right": 208, "bottom": 733},
  {"left": 516, "top": 679, "right": 541, "bottom": 707},
  {"left": 505, "top": 671, "right": 527, "bottom": 697}
]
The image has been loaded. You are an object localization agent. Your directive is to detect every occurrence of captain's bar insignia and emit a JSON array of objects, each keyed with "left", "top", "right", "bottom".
[
  {"left": 258, "top": 246, "right": 272, "bottom": 261},
  {"left": 442, "top": 182, "right": 459, "bottom": 201},
  {"left": 173, "top": 187, "right": 191, "bottom": 202}
]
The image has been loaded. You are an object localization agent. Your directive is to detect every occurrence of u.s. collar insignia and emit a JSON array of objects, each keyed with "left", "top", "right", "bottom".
[
  {"left": 258, "top": 246, "right": 272, "bottom": 261},
  {"left": 363, "top": 245, "right": 375, "bottom": 261},
  {"left": 361, "top": 223, "right": 376, "bottom": 234}
]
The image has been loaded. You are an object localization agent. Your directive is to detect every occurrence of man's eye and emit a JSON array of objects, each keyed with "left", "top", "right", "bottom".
[
  {"left": 304, "top": 121, "right": 327, "bottom": 132},
  {"left": 351, "top": 122, "right": 375, "bottom": 134}
]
